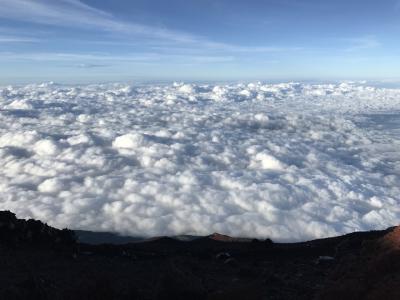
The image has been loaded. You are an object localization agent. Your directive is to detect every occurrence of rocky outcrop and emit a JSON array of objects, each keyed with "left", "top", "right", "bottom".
[
  {"left": 316, "top": 226, "right": 400, "bottom": 300},
  {"left": 0, "top": 211, "right": 76, "bottom": 246}
]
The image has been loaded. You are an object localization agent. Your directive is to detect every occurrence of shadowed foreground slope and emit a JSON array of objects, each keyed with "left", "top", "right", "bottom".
[{"left": 0, "top": 211, "right": 398, "bottom": 299}]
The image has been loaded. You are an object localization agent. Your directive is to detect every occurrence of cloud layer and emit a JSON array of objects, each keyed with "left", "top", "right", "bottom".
[{"left": 0, "top": 81, "right": 399, "bottom": 241}]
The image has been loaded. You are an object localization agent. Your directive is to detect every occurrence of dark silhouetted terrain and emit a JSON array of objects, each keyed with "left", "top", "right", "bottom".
[{"left": 0, "top": 211, "right": 398, "bottom": 299}]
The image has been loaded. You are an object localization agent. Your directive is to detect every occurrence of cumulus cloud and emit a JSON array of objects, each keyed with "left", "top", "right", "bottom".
[{"left": 0, "top": 81, "right": 399, "bottom": 242}]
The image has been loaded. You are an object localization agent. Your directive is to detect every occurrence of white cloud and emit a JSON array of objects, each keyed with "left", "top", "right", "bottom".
[
  {"left": 0, "top": 81, "right": 399, "bottom": 241},
  {"left": 0, "top": 52, "right": 160, "bottom": 62}
]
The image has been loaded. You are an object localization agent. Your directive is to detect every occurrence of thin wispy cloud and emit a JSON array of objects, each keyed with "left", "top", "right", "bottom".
[
  {"left": 193, "top": 40, "right": 302, "bottom": 53},
  {"left": 75, "top": 63, "right": 109, "bottom": 69},
  {"left": 0, "top": 35, "right": 39, "bottom": 43},
  {"left": 0, "top": 0, "right": 203, "bottom": 44},
  {"left": 0, "top": 51, "right": 236, "bottom": 65},
  {"left": 345, "top": 36, "right": 381, "bottom": 52},
  {"left": 0, "top": 0, "right": 397, "bottom": 81},
  {"left": 0, "top": 52, "right": 160, "bottom": 62},
  {"left": 0, "top": 0, "right": 298, "bottom": 54}
]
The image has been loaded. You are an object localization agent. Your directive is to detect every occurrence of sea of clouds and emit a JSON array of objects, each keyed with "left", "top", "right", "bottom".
[{"left": 0, "top": 81, "right": 399, "bottom": 241}]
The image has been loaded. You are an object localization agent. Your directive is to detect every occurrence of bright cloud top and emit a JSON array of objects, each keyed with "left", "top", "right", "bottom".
[{"left": 0, "top": 81, "right": 399, "bottom": 241}]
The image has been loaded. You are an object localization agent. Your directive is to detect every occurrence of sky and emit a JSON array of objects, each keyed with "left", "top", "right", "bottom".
[{"left": 1, "top": 0, "right": 400, "bottom": 84}]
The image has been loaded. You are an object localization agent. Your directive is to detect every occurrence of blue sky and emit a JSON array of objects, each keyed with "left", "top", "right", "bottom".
[{"left": 1, "top": 0, "right": 400, "bottom": 83}]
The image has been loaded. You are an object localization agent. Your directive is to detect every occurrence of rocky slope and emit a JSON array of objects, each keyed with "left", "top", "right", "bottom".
[{"left": 0, "top": 211, "right": 398, "bottom": 299}]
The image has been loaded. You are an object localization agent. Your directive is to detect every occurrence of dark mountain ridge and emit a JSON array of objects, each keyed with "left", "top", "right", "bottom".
[{"left": 0, "top": 210, "right": 399, "bottom": 300}]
